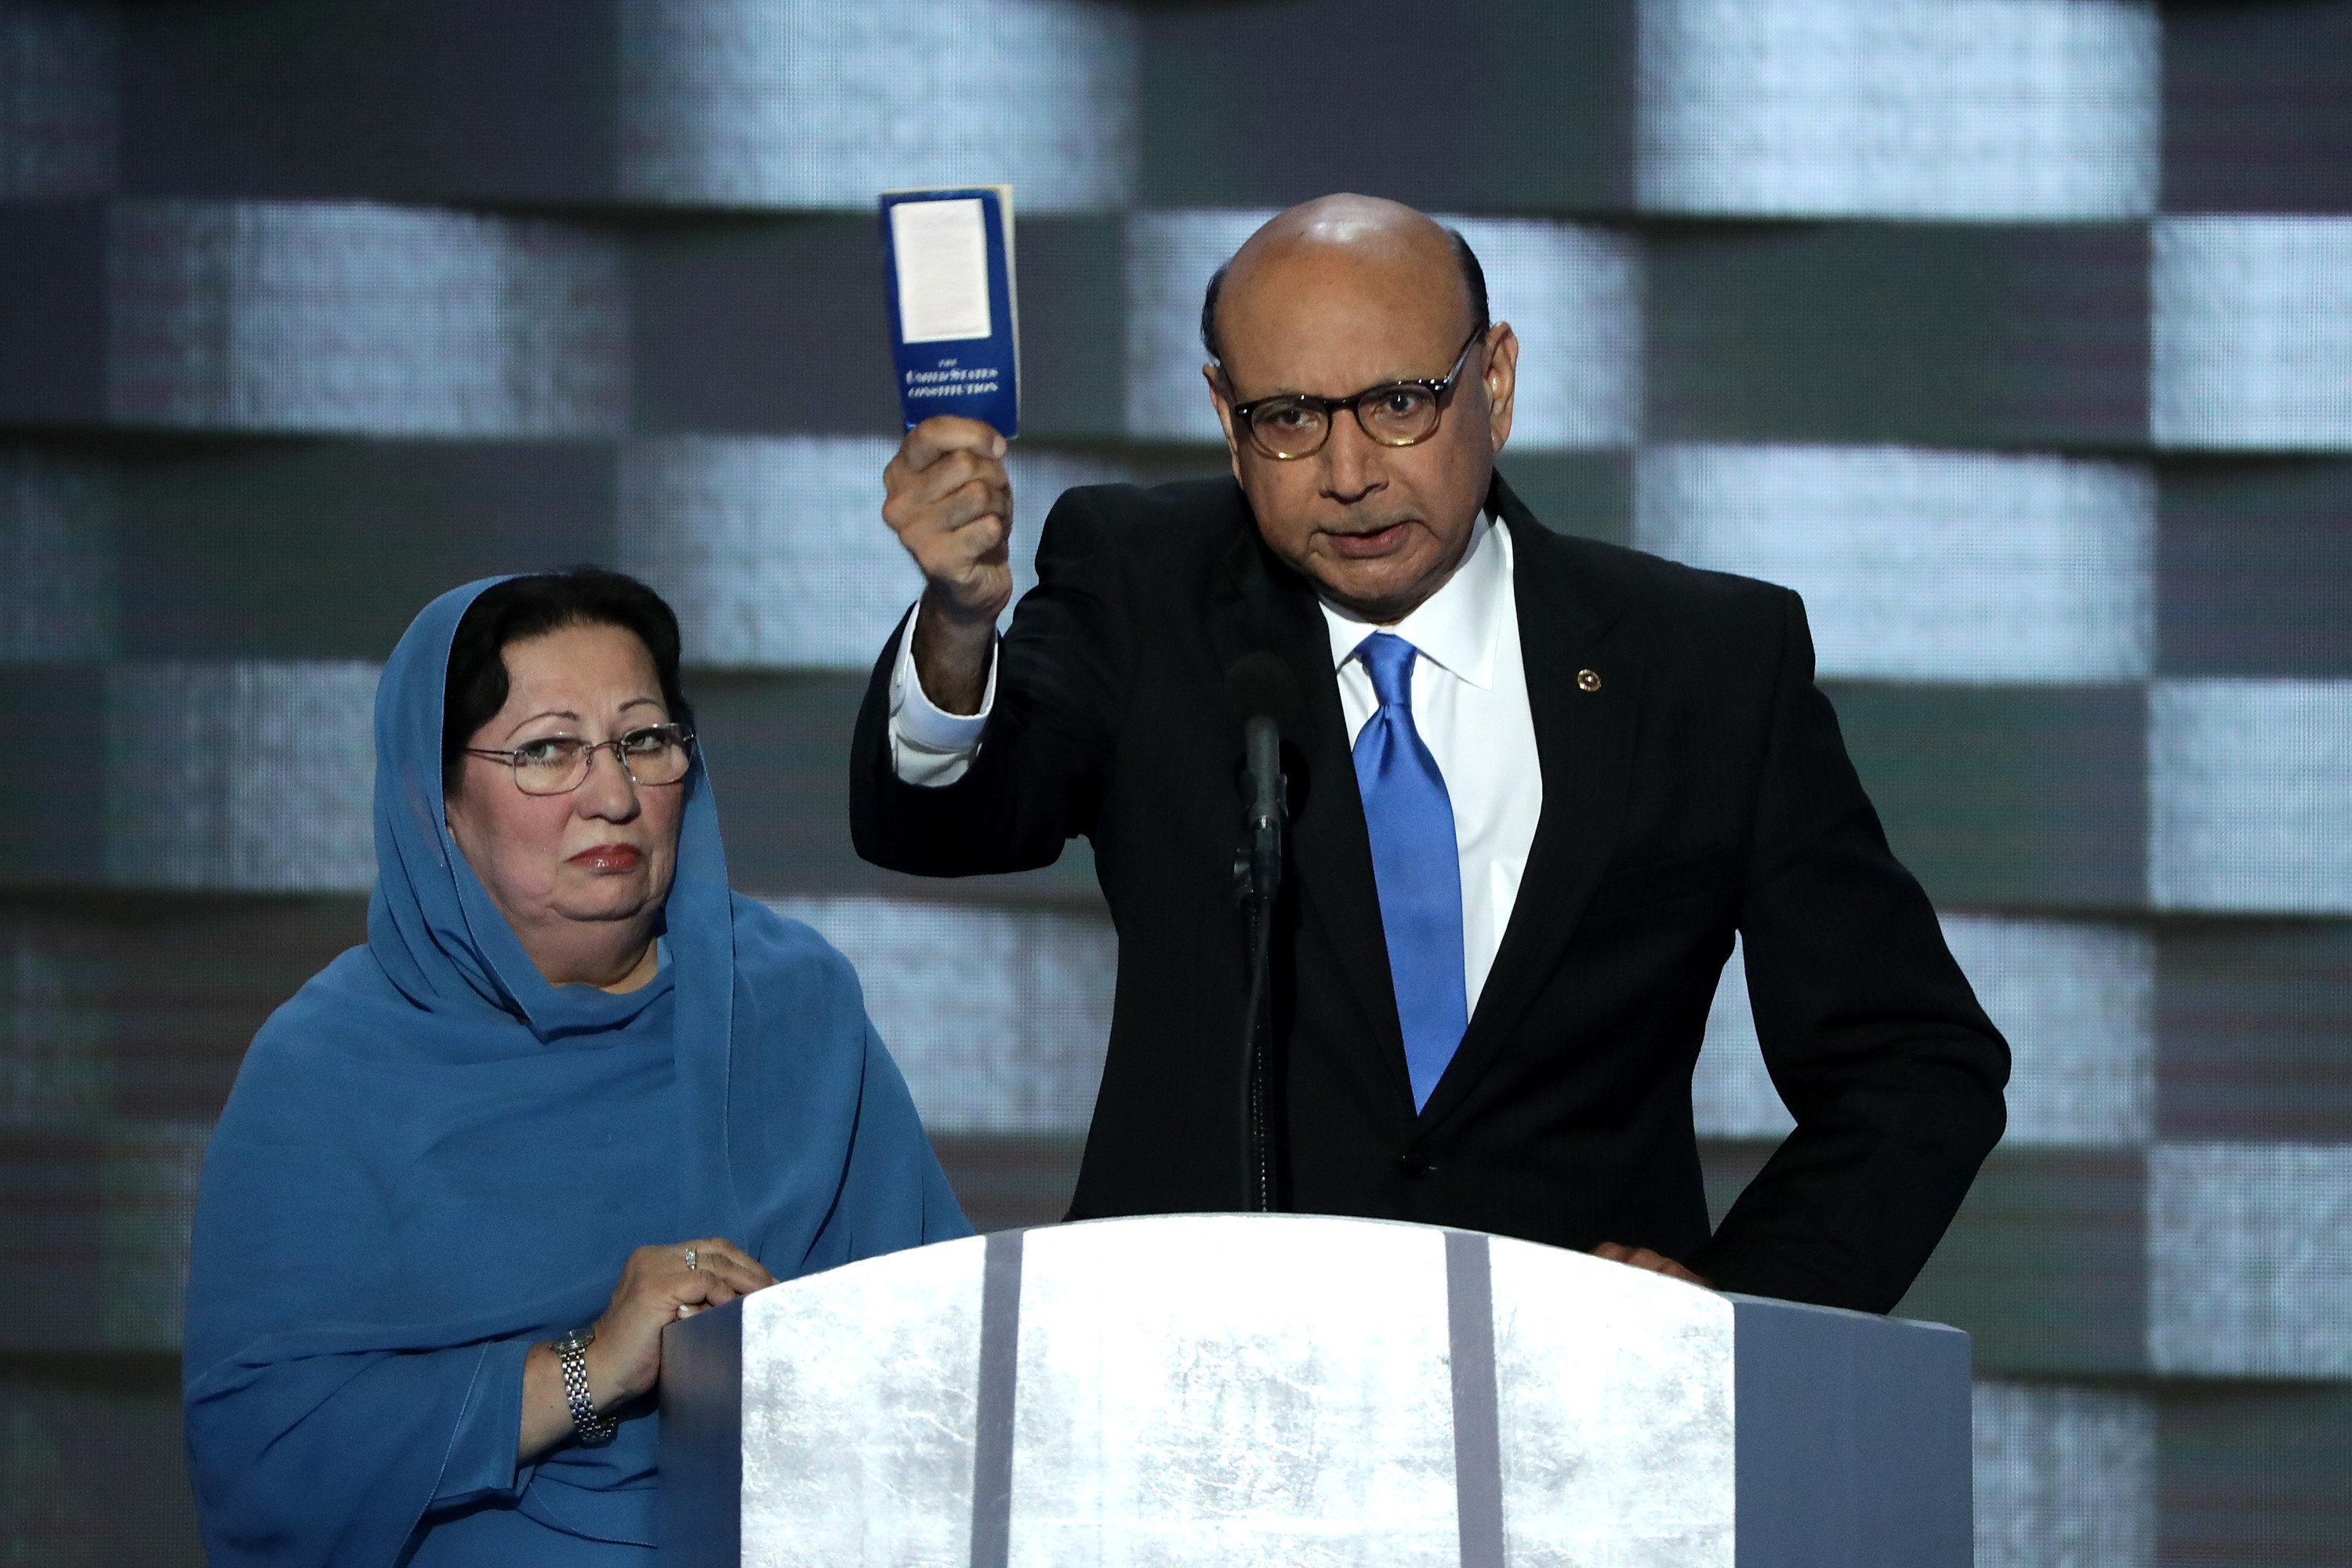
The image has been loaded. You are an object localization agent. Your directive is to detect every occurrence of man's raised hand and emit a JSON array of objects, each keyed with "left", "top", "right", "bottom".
[{"left": 883, "top": 417, "right": 1013, "bottom": 716}]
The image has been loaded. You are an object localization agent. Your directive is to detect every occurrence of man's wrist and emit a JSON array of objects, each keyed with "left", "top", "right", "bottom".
[
  {"left": 918, "top": 581, "right": 1004, "bottom": 633},
  {"left": 911, "top": 594, "right": 996, "bottom": 717}
]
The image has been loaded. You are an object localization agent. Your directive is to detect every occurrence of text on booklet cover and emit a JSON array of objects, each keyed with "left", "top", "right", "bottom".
[{"left": 880, "top": 186, "right": 1020, "bottom": 437}]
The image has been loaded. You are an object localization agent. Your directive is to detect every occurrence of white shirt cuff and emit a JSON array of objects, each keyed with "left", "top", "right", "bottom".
[{"left": 887, "top": 605, "right": 995, "bottom": 787}]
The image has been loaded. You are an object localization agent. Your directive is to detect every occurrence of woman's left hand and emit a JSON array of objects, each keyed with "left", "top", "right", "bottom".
[
  {"left": 520, "top": 1236, "right": 775, "bottom": 1459},
  {"left": 586, "top": 1238, "right": 776, "bottom": 1408}
]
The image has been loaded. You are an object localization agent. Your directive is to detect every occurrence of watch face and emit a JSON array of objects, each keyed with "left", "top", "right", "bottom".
[{"left": 559, "top": 1327, "right": 594, "bottom": 1352}]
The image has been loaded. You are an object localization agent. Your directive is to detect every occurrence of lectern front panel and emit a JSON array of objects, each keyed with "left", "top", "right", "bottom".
[
  {"left": 1010, "top": 1214, "right": 1463, "bottom": 1565},
  {"left": 739, "top": 1233, "right": 986, "bottom": 1566},
  {"left": 662, "top": 1214, "right": 1964, "bottom": 1568},
  {"left": 1489, "top": 1234, "right": 1737, "bottom": 1564}
]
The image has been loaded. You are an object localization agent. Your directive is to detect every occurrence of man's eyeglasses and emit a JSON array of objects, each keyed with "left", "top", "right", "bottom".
[
  {"left": 463, "top": 724, "right": 696, "bottom": 797},
  {"left": 1223, "top": 327, "right": 1486, "bottom": 460}
]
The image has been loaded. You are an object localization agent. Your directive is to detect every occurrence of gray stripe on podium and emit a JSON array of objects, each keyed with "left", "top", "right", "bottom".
[
  {"left": 1446, "top": 1229, "right": 1506, "bottom": 1568},
  {"left": 971, "top": 1229, "right": 1025, "bottom": 1568}
]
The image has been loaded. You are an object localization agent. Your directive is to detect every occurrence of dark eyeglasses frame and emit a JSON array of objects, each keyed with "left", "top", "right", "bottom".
[
  {"left": 462, "top": 724, "right": 698, "bottom": 797},
  {"left": 1222, "top": 326, "right": 1487, "bottom": 460}
]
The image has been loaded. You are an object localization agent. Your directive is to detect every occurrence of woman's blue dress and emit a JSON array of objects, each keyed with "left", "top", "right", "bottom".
[{"left": 182, "top": 579, "right": 972, "bottom": 1565}]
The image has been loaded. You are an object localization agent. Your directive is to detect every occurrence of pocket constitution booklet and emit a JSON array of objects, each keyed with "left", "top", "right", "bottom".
[{"left": 879, "top": 185, "right": 1019, "bottom": 437}]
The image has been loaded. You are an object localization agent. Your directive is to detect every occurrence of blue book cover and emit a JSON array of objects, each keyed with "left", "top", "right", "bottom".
[{"left": 879, "top": 185, "right": 1019, "bottom": 438}]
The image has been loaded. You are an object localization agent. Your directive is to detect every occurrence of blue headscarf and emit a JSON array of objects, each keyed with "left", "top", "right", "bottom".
[{"left": 183, "top": 579, "right": 971, "bottom": 1566}]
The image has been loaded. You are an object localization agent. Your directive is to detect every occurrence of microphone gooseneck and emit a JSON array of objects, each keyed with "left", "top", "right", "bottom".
[{"left": 1225, "top": 655, "right": 1298, "bottom": 1214}]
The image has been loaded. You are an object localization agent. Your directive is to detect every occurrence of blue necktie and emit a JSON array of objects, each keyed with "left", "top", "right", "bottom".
[{"left": 1351, "top": 632, "right": 1468, "bottom": 1112}]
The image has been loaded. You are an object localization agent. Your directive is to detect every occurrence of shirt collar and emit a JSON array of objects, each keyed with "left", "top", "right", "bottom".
[{"left": 1319, "top": 512, "right": 1512, "bottom": 690}]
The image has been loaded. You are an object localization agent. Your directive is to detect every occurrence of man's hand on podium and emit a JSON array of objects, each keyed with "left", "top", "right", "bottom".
[{"left": 1592, "top": 1241, "right": 1713, "bottom": 1288}]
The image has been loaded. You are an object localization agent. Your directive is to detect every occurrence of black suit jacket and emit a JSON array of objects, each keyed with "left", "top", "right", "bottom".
[{"left": 851, "top": 473, "right": 2009, "bottom": 1312}]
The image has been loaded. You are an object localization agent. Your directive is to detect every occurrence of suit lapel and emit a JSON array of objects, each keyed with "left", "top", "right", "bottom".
[
  {"left": 1206, "top": 508, "right": 1414, "bottom": 1103},
  {"left": 1416, "top": 475, "right": 1641, "bottom": 1130}
]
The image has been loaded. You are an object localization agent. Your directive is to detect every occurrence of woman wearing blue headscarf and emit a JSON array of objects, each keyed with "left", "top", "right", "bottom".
[{"left": 183, "top": 569, "right": 971, "bottom": 1565}]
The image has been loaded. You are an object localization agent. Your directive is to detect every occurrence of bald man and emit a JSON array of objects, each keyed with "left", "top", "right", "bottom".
[{"left": 851, "top": 195, "right": 2009, "bottom": 1313}]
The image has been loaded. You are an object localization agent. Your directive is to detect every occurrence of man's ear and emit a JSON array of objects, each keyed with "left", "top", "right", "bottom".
[
  {"left": 1482, "top": 323, "right": 1519, "bottom": 455},
  {"left": 1203, "top": 361, "right": 1245, "bottom": 484}
]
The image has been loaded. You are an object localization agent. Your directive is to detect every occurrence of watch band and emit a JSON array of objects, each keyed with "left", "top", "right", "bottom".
[{"left": 554, "top": 1327, "right": 618, "bottom": 1446}]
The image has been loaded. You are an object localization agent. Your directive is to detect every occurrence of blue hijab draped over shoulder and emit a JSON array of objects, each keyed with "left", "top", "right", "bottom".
[{"left": 183, "top": 579, "right": 970, "bottom": 1566}]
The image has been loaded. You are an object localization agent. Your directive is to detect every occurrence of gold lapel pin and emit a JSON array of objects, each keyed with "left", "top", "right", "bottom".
[{"left": 1576, "top": 668, "right": 1602, "bottom": 693}]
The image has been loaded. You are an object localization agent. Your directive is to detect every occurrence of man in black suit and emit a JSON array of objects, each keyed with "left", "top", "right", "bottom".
[{"left": 850, "top": 194, "right": 2008, "bottom": 1313}]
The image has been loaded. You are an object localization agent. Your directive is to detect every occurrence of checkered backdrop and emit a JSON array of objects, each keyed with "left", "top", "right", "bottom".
[{"left": 2, "top": 2, "right": 2348, "bottom": 1562}]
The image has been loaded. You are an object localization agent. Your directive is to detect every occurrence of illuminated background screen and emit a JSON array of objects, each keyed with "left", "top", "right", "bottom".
[{"left": 1, "top": 2, "right": 2347, "bottom": 1561}]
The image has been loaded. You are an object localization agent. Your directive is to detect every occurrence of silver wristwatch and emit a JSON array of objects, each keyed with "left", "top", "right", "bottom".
[{"left": 552, "top": 1325, "right": 618, "bottom": 1446}]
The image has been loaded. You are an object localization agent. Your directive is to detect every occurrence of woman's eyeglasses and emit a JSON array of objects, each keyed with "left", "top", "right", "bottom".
[{"left": 463, "top": 724, "right": 696, "bottom": 797}]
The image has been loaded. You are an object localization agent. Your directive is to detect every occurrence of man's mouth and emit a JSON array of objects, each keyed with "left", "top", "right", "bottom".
[{"left": 1323, "top": 521, "right": 1415, "bottom": 559}]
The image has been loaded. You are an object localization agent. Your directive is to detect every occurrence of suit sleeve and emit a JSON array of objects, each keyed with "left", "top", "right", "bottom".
[
  {"left": 850, "top": 488, "right": 1128, "bottom": 877},
  {"left": 1687, "top": 590, "right": 2011, "bottom": 1313}
]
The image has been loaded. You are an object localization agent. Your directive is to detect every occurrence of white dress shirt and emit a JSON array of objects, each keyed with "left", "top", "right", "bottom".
[{"left": 887, "top": 514, "right": 1544, "bottom": 1018}]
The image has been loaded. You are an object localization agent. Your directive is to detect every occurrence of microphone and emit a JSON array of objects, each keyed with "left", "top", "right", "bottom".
[
  {"left": 1225, "top": 652, "right": 1300, "bottom": 722},
  {"left": 1225, "top": 653, "right": 1300, "bottom": 874},
  {"left": 1223, "top": 655, "right": 1298, "bottom": 1214}
]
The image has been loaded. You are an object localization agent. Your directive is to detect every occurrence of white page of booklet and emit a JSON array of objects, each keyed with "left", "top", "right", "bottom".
[{"left": 891, "top": 198, "right": 993, "bottom": 343}]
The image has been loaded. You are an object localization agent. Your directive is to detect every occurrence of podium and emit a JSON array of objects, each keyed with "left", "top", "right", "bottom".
[{"left": 659, "top": 1214, "right": 1970, "bottom": 1566}]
